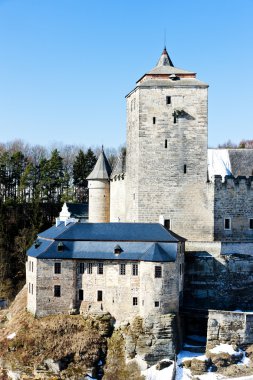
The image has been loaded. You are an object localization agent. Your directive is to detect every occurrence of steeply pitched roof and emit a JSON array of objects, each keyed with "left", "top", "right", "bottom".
[
  {"left": 156, "top": 47, "right": 174, "bottom": 67},
  {"left": 86, "top": 148, "right": 112, "bottom": 180},
  {"left": 38, "top": 222, "right": 185, "bottom": 242}
]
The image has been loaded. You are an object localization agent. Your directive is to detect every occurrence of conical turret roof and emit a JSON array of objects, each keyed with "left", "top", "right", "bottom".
[
  {"left": 156, "top": 47, "right": 174, "bottom": 67},
  {"left": 87, "top": 147, "right": 112, "bottom": 180}
]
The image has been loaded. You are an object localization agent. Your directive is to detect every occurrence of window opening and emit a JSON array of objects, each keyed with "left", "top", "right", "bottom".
[
  {"left": 57, "top": 242, "right": 64, "bottom": 252},
  {"left": 155, "top": 266, "right": 162, "bottom": 278},
  {"left": 133, "top": 297, "right": 138, "bottom": 306},
  {"left": 166, "top": 96, "right": 171, "bottom": 104},
  {"left": 97, "top": 290, "right": 103, "bottom": 301},
  {"left": 165, "top": 139, "right": 168, "bottom": 148},
  {"left": 184, "top": 164, "right": 187, "bottom": 174},
  {"left": 250, "top": 219, "right": 253, "bottom": 230},
  {"left": 153, "top": 117, "right": 156, "bottom": 124},
  {"left": 98, "top": 263, "right": 103, "bottom": 274},
  {"left": 224, "top": 218, "right": 231, "bottom": 230},
  {"left": 155, "top": 301, "right": 160, "bottom": 307},
  {"left": 120, "top": 263, "right": 126, "bottom": 275},
  {"left": 54, "top": 285, "right": 61, "bottom": 297},
  {"left": 79, "top": 262, "right": 85, "bottom": 274},
  {"left": 79, "top": 289, "right": 84, "bottom": 301},
  {"left": 87, "top": 263, "right": 93, "bottom": 274},
  {"left": 132, "top": 264, "right": 138, "bottom": 276},
  {"left": 54, "top": 262, "right": 61, "bottom": 274},
  {"left": 164, "top": 219, "right": 170, "bottom": 230}
]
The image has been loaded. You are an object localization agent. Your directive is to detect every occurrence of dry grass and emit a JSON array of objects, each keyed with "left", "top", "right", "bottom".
[{"left": 0, "top": 287, "right": 109, "bottom": 379}]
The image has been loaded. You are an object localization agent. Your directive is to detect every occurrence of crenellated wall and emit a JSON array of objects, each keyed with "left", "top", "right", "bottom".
[
  {"left": 214, "top": 175, "right": 253, "bottom": 241},
  {"left": 110, "top": 175, "right": 126, "bottom": 222}
]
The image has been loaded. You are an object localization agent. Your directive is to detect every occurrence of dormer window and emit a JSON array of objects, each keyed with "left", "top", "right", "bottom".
[
  {"left": 114, "top": 244, "right": 122, "bottom": 255},
  {"left": 57, "top": 242, "right": 64, "bottom": 252},
  {"left": 34, "top": 240, "right": 41, "bottom": 249}
]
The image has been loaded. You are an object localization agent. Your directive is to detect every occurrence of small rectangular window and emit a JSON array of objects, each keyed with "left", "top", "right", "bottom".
[
  {"left": 173, "top": 115, "right": 177, "bottom": 124},
  {"left": 155, "top": 301, "right": 160, "bottom": 307},
  {"left": 184, "top": 164, "right": 187, "bottom": 174},
  {"left": 224, "top": 218, "right": 231, "bottom": 230},
  {"left": 28, "top": 283, "right": 31, "bottom": 293},
  {"left": 32, "top": 261, "right": 34, "bottom": 272},
  {"left": 133, "top": 297, "right": 138, "bottom": 306},
  {"left": 54, "top": 285, "right": 61, "bottom": 297},
  {"left": 98, "top": 263, "right": 103, "bottom": 274},
  {"left": 153, "top": 117, "right": 156, "bottom": 124},
  {"left": 54, "top": 262, "right": 61, "bottom": 274},
  {"left": 164, "top": 219, "right": 170, "bottom": 230},
  {"left": 120, "top": 263, "right": 126, "bottom": 275},
  {"left": 250, "top": 219, "right": 253, "bottom": 230},
  {"left": 79, "top": 262, "right": 85, "bottom": 274},
  {"left": 87, "top": 263, "right": 93, "bottom": 274},
  {"left": 29, "top": 261, "right": 31, "bottom": 271},
  {"left": 31, "top": 283, "right": 33, "bottom": 295},
  {"left": 97, "top": 290, "right": 103, "bottom": 301},
  {"left": 132, "top": 264, "right": 138, "bottom": 276},
  {"left": 79, "top": 289, "right": 84, "bottom": 301},
  {"left": 165, "top": 139, "right": 168, "bottom": 148},
  {"left": 166, "top": 96, "right": 171, "bottom": 104},
  {"left": 155, "top": 266, "right": 162, "bottom": 278}
]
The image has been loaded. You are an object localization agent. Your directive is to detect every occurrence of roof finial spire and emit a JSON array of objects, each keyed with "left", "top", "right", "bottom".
[{"left": 164, "top": 28, "right": 167, "bottom": 50}]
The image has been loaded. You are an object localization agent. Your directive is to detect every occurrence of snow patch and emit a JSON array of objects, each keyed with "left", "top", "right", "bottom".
[
  {"left": 142, "top": 359, "right": 175, "bottom": 380},
  {"left": 210, "top": 344, "right": 241, "bottom": 356}
]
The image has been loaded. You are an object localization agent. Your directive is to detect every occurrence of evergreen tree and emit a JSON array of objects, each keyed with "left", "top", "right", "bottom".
[{"left": 73, "top": 148, "right": 97, "bottom": 202}]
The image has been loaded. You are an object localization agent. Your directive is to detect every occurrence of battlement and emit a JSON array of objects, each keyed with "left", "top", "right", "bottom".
[{"left": 214, "top": 175, "right": 253, "bottom": 190}]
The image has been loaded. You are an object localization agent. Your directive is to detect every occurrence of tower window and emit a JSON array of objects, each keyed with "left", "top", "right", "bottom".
[
  {"left": 98, "top": 263, "right": 103, "bottom": 274},
  {"left": 97, "top": 290, "right": 103, "bottom": 301},
  {"left": 153, "top": 117, "right": 156, "bottom": 124},
  {"left": 164, "top": 219, "right": 170, "bottom": 230},
  {"left": 79, "top": 289, "right": 84, "bottom": 301},
  {"left": 155, "top": 301, "right": 160, "bottom": 307},
  {"left": 54, "top": 262, "right": 61, "bottom": 274},
  {"left": 132, "top": 264, "right": 138, "bottom": 276},
  {"left": 54, "top": 285, "right": 61, "bottom": 297},
  {"left": 155, "top": 266, "right": 162, "bottom": 278},
  {"left": 184, "top": 164, "right": 187, "bottom": 174},
  {"left": 165, "top": 139, "right": 168, "bottom": 148},
  {"left": 249, "top": 219, "right": 253, "bottom": 230},
  {"left": 166, "top": 96, "right": 171, "bottom": 105},
  {"left": 133, "top": 297, "right": 138, "bottom": 306},
  {"left": 224, "top": 218, "right": 231, "bottom": 230}
]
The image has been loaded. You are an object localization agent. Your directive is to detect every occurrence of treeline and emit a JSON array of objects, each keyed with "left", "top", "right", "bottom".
[
  {"left": 218, "top": 139, "right": 253, "bottom": 149},
  {"left": 0, "top": 139, "right": 123, "bottom": 300}
]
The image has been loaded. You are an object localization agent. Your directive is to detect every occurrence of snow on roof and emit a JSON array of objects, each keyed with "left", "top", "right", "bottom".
[{"left": 208, "top": 149, "right": 232, "bottom": 181}]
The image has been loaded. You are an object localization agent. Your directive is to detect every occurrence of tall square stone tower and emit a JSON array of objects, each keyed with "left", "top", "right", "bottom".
[{"left": 125, "top": 48, "right": 214, "bottom": 241}]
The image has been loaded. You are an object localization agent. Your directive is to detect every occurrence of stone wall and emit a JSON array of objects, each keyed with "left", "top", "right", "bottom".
[
  {"left": 110, "top": 175, "right": 126, "bottom": 222},
  {"left": 214, "top": 175, "right": 253, "bottom": 241},
  {"left": 125, "top": 83, "right": 214, "bottom": 241},
  {"left": 184, "top": 243, "right": 253, "bottom": 311},
  {"left": 207, "top": 310, "right": 253, "bottom": 347},
  {"left": 27, "top": 249, "right": 183, "bottom": 321}
]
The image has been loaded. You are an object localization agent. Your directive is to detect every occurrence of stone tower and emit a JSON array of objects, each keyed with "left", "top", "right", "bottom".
[
  {"left": 125, "top": 48, "right": 214, "bottom": 241},
  {"left": 87, "top": 147, "right": 112, "bottom": 222}
]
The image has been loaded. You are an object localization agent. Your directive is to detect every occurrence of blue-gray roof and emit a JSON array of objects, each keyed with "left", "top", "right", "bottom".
[
  {"left": 27, "top": 240, "right": 177, "bottom": 262},
  {"left": 27, "top": 222, "right": 184, "bottom": 262},
  {"left": 38, "top": 222, "right": 184, "bottom": 242}
]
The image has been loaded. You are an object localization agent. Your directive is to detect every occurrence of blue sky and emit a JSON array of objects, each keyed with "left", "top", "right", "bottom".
[{"left": 0, "top": 0, "right": 252, "bottom": 149}]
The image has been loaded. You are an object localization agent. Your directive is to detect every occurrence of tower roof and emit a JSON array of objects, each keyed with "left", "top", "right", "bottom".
[
  {"left": 87, "top": 147, "right": 112, "bottom": 180},
  {"left": 156, "top": 47, "right": 174, "bottom": 67},
  {"left": 135, "top": 47, "right": 197, "bottom": 84}
]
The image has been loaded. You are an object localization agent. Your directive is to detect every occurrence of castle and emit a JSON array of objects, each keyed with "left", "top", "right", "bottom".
[{"left": 26, "top": 48, "right": 253, "bottom": 358}]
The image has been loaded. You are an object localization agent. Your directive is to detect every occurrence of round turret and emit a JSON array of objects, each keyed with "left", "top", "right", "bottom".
[{"left": 87, "top": 147, "right": 112, "bottom": 223}]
